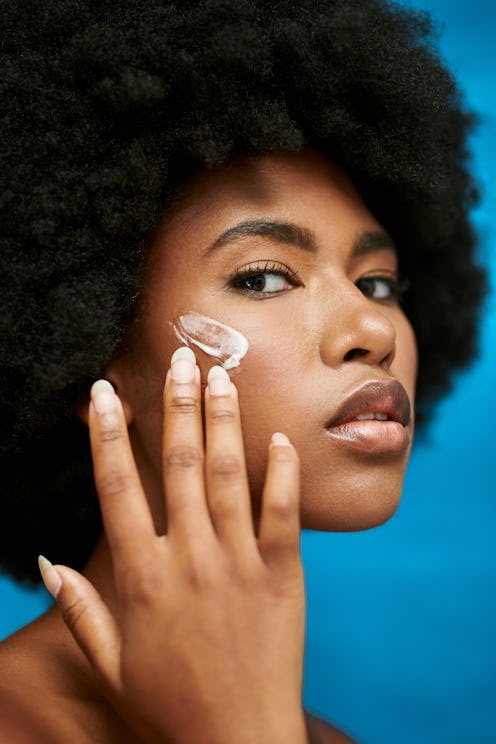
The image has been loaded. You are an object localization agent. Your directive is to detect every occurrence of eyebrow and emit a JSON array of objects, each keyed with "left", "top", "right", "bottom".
[
  {"left": 204, "top": 219, "right": 315, "bottom": 253},
  {"left": 203, "top": 218, "right": 396, "bottom": 258},
  {"left": 351, "top": 230, "right": 397, "bottom": 259}
]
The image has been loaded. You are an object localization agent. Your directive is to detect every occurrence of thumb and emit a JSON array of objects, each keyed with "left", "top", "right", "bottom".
[{"left": 38, "top": 556, "right": 121, "bottom": 693}]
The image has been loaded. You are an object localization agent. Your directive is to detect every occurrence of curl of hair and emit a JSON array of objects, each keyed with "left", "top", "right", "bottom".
[{"left": 0, "top": 0, "right": 486, "bottom": 582}]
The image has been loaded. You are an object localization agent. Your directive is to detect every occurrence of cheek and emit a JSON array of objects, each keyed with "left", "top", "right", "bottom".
[
  {"left": 231, "top": 328, "right": 312, "bottom": 496},
  {"left": 171, "top": 312, "right": 249, "bottom": 371},
  {"left": 233, "top": 319, "right": 306, "bottom": 408}
]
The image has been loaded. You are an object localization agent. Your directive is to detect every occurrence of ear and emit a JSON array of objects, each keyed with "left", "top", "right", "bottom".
[{"left": 76, "top": 360, "right": 135, "bottom": 428}]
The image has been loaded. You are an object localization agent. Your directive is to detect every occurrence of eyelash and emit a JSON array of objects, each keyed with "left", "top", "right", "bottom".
[
  {"left": 227, "top": 262, "right": 409, "bottom": 303},
  {"left": 227, "top": 261, "right": 302, "bottom": 297}
]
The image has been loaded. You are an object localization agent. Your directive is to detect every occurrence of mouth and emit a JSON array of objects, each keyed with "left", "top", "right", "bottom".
[{"left": 325, "top": 379, "right": 412, "bottom": 455}]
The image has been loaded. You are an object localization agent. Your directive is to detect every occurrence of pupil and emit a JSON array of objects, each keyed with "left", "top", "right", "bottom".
[
  {"left": 360, "top": 278, "right": 374, "bottom": 296},
  {"left": 247, "top": 274, "right": 266, "bottom": 291}
]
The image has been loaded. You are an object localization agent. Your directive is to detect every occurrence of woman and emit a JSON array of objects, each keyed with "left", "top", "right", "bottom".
[{"left": 0, "top": 0, "right": 486, "bottom": 741}]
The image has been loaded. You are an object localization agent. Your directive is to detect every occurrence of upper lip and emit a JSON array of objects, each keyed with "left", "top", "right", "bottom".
[{"left": 327, "top": 379, "right": 411, "bottom": 428}]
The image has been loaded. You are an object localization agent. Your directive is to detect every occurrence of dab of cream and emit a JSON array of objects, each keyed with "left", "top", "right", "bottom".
[{"left": 171, "top": 312, "right": 249, "bottom": 371}]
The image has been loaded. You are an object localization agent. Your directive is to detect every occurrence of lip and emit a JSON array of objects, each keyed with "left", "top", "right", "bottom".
[{"left": 325, "top": 379, "right": 412, "bottom": 455}]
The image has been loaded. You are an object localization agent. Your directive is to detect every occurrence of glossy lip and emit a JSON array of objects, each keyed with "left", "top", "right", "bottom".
[{"left": 325, "top": 379, "right": 412, "bottom": 455}]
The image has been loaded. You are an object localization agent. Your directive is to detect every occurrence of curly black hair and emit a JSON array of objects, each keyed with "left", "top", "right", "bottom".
[{"left": 0, "top": 0, "right": 486, "bottom": 583}]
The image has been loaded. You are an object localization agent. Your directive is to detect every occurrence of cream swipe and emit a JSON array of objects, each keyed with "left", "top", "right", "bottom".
[{"left": 171, "top": 312, "right": 249, "bottom": 370}]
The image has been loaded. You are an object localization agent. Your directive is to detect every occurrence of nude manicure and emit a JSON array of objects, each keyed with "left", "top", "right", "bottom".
[
  {"left": 91, "top": 379, "right": 117, "bottom": 414},
  {"left": 38, "top": 555, "right": 62, "bottom": 599},
  {"left": 171, "top": 350, "right": 196, "bottom": 383},
  {"left": 171, "top": 346, "right": 196, "bottom": 365},
  {"left": 208, "top": 365, "right": 232, "bottom": 396}
]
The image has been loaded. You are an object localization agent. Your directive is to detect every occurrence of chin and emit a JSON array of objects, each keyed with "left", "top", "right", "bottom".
[{"left": 299, "top": 466, "right": 407, "bottom": 532}]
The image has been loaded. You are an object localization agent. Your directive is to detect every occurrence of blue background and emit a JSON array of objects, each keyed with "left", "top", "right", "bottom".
[
  {"left": 1, "top": 2, "right": 494, "bottom": 742},
  {"left": 302, "top": 1, "right": 496, "bottom": 742}
]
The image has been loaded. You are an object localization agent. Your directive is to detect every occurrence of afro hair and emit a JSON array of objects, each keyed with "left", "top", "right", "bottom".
[{"left": 0, "top": 0, "right": 486, "bottom": 582}]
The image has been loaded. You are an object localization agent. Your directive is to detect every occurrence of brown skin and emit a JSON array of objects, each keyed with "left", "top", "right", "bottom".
[
  {"left": 0, "top": 150, "right": 415, "bottom": 742},
  {"left": 118, "top": 148, "right": 416, "bottom": 533}
]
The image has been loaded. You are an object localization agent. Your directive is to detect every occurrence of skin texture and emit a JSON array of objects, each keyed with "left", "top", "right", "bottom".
[
  {"left": 0, "top": 150, "right": 416, "bottom": 742},
  {"left": 116, "top": 148, "right": 417, "bottom": 533}
]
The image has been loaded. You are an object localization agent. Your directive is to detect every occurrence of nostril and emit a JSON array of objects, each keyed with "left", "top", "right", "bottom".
[{"left": 344, "top": 348, "right": 368, "bottom": 362}]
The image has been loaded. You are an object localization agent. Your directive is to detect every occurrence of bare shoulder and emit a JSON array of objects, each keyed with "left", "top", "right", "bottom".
[
  {"left": 306, "top": 711, "right": 359, "bottom": 744},
  {"left": 0, "top": 617, "right": 137, "bottom": 743},
  {"left": 0, "top": 627, "right": 59, "bottom": 743},
  {"left": 1, "top": 621, "right": 356, "bottom": 744},
  {"left": 0, "top": 622, "right": 89, "bottom": 743}
]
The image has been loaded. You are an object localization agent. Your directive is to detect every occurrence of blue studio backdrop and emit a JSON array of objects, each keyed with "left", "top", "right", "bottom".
[{"left": 1, "top": 2, "right": 495, "bottom": 743}]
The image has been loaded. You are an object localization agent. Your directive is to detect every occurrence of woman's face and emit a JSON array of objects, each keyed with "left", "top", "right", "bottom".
[{"left": 115, "top": 149, "right": 417, "bottom": 532}]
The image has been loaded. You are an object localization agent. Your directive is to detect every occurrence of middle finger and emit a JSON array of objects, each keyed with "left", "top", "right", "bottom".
[{"left": 162, "top": 347, "right": 210, "bottom": 539}]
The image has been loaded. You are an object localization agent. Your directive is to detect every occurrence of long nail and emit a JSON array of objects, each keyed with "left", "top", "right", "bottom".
[
  {"left": 270, "top": 432, "right": 291, "bottom": 447},
  {"left": 91, "top": 379, "right": 117, "bottom": 414},
  {"left": 171, "top": 346, "right": 196, "bottom": 383},
  {"left": 38, "top": 555, "right": 62, "bottom": 598},
  {"left": 207, "top": 365, "right": 232, "bottom": 396}
]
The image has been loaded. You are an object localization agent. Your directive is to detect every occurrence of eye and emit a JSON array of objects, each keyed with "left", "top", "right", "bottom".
[
  {"left": 355, "top": 274, "right": 409, "bottom": 303},
  {"left": 240, "top": 272, "right": 291, "bottom": 293},
  {"left": 228, "top": 261, "right": 302, "bottom": 297}
]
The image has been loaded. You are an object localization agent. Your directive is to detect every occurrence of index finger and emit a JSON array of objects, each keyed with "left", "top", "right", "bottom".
[{"left": 89, "top": 380, "right": 155, "bottom": 565}]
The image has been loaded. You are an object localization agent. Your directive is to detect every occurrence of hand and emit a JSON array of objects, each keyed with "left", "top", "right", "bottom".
[{"left": 40, "top": 348, "right": 307, "bottom": 744}]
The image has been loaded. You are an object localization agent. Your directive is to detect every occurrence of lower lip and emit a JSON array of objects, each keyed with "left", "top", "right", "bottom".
[{"left": 325, "top": 420, "right": 410, "bottom": 455}]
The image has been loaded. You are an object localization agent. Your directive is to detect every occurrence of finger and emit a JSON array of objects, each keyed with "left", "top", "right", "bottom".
[
  {"left": 38, "top": 557, "right": 121, "bottom": 694},
  {"left": 89, "top": 380, "right": 155, "bottom": 564},
  {"left": 204, "top": 366, "right": 253, "bottom": 548},
  {"left": 163, "top": 347, "right": 210, "bottom": 538},
  {"left": 258, "top": 433, "right": 301, "bottom": 567}
]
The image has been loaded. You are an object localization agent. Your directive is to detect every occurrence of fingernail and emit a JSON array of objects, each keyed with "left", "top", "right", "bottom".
[
  {"left": 171, "top": 347, "right": 196, "bottom": 383},
  {"left": 91, "top": 379, "right": 117, "bottom": 414},
  {"left": 171, "top": 346, "right": 196, "bottom": 364},
  {"left": 207, "top": 365, "right": 231, "bottom": 396},
  {"left": 38, "top": 555, "right": 62, "bottom": 598},
  {"left": 271, "top": 432, "right": 291, "bottom": 447}
]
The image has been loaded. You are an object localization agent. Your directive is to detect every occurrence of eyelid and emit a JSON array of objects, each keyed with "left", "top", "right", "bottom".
[
  {"left": 230, "top": 259, "right": 300, "bottom": 281},
  {"left": 359, "top": 267, "right": 398, "bottom": 278}
]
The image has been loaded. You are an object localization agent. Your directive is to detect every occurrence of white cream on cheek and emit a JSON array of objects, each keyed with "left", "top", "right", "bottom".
[{"left": 171, "top": 312, "right": 249, "bottom": 371}]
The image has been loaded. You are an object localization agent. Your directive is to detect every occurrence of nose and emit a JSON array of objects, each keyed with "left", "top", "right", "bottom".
[{"left": 319, "top": 284, "right": 397, "bottom": 371}]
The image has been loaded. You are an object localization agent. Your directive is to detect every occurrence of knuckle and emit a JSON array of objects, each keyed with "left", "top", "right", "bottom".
[
  {"left": 209, "top": 455, "right": 242, "bottom": 480},
  {"left": 266, "top": 496, "right": 296, "bottom": 521},
  {"left": 183, "top": 558, "right": 214, "bottom": 590},
  {"left": 120, "top": 564, "right": 163, "bottom": 605},
  {"left": 98, "top": 470, "right": 135, "bottom": 498},
  {"left": 164, "top": 444, "right": 203, "bottom": 472},
  {"left": 98, "top": 425, "right": 124, "bottom": 443},
  {"left": 61, "top": 596, "right": 90, "bottom": 635},
  {"left": 168, "top": 395, "right": 199, "bottom": 416},
  {"left": 209, "top": 408, "right": 236, "bottom": 424}
]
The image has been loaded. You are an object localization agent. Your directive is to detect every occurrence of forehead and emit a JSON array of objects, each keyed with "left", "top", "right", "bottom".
[
  {"left": 147, "top": 148, "right": 392, "bottom": 282},
  {"left": 164, "top": 149, "right": 379, "bottom": 230}
]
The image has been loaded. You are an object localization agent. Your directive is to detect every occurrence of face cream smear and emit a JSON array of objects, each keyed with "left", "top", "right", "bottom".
[{"left": 171, "top": 312, "right": 249, "bottom": 371}]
